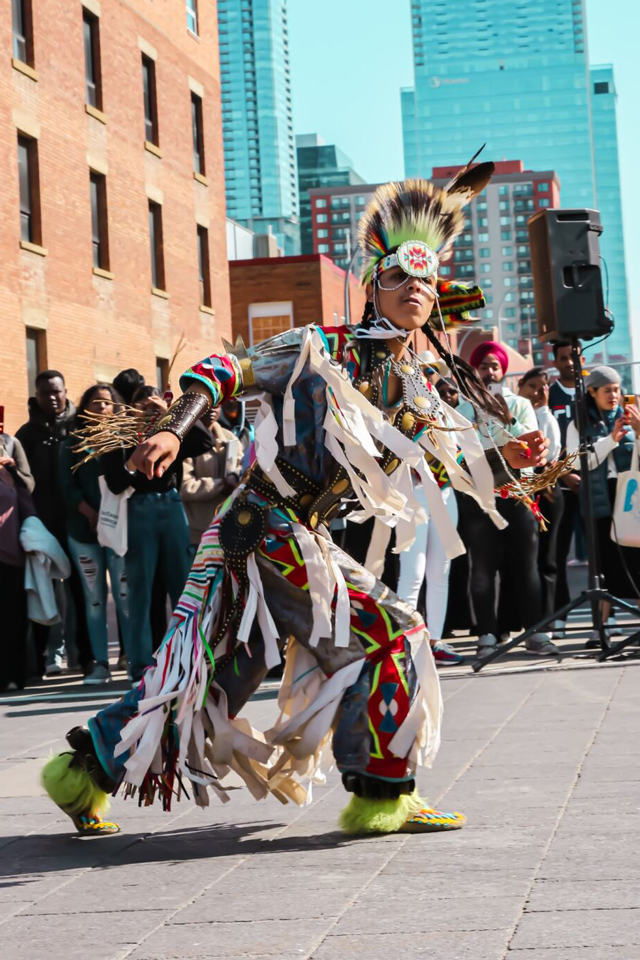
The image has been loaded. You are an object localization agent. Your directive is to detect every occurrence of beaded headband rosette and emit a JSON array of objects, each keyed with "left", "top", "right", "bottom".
[{"left": 358, "top": 161, "right": 494, "bottom": 328}]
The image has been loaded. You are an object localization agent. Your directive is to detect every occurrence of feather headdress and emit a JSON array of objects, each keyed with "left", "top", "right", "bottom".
[
  {"left": 358, "top": 155, "right": 495, "bottom": 286},
  {"left": 358, "top": 179, "right": 462, "bottom": 286}
]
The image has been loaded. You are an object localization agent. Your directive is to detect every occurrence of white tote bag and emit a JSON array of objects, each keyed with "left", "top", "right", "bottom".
[
  {"left": 97, "top": 477, "right": 134, "bottom": 556},
  {"left": 611, "top": 446, "right": 640, "bottom": 548}
]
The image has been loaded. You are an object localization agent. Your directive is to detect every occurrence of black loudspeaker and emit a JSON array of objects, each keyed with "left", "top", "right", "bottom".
[{"left": 528, "top": 208, "right": 613, "bottom": 343}]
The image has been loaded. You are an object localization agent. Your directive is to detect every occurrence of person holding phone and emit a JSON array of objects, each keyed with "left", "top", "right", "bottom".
[{"left": 566, "top": 366, "right": 640, "bottom": 631}]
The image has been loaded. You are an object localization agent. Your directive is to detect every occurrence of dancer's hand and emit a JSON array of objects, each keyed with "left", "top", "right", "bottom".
[
  {"left": 128, "top": 432, "right": 180, "bottom": 479},
  {"left": 502, "top": 430, "right": 549, "bottom": 469}
]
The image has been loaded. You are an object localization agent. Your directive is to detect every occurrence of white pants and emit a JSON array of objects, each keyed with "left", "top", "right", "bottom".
[{"left": 397, "top": 483, "right": 459, "bottom": 641}]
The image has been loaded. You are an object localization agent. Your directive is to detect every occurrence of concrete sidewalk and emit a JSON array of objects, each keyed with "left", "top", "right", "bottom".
[{"left": 1, "top": 663, "right": 640, "bottom": 959}]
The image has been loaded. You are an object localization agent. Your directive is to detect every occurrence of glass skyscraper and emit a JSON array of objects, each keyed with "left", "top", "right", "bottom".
[
  {"left": 217, "top": 0, "right": 300, "bottom": 254},
  {"left": 589, "top": 64, "right": 629, "bottom": 359},
  {"left": 401, "top": 0, "right": 630, "bottom": 359},
  {"left": 296, "top": 135, "right": 365, "bottom": 255}
]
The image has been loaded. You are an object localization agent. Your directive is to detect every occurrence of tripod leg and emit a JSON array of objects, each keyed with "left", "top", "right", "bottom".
[{"left": 472, "top": 594, "right": 587, "bottom": 673}]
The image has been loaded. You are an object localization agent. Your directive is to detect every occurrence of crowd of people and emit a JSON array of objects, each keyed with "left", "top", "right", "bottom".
[
  {"left": 1, "top": 337, "right": 638, "bottom": 693},
  {"left": 0, "top": 368, "right": 249, "bottom": 692}
]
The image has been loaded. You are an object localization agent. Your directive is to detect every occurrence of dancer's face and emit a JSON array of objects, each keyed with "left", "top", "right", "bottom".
[{"left": 366, "top": 268, "right": 437, "bottom": 332}]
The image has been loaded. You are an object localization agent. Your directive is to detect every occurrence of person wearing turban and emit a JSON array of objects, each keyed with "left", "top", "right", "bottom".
[{"left": 457, "top": 343, "right": 560, "bottom": 659}]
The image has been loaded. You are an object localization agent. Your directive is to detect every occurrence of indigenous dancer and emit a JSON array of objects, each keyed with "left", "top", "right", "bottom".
[{"left": 42, "top": 168, "right": 548, "bottom": 837}]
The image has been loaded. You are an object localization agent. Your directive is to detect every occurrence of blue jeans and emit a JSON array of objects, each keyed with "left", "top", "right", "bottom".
[
  {"left": 67, "top": 537, "right": 129, "bottom": 667},
  {"left": 125, "top": 490, "right": 192, "bottom": 678}
]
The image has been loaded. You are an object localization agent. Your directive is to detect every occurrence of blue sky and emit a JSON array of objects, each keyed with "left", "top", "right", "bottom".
[{"left": 288, "top": 0, "right": 640, "bottom": 343}]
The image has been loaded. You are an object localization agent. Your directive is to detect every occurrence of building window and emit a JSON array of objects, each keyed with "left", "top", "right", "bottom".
[
  {"left": 500, "top": 230, "right": 512, "bottom": 241},
  {"left": 478, "top": 232, "right": 489, "bottom": 242},
  {"left": 505, "top": 308, "right": 517, "bottom": 318},
  {"left": 318, "top": 244, "right": 329, "bottom": 253},
  {"left": 17, "top": 134, "right": 41, "bottom": 244},
  {"left": 248, "top": 302, "right": 293, "bottom": 346},
  {"left": 480, "top": 248, "right": 490, "bottom": 258},
  {"left": 186, "top": 0, "right": 198, "bottom": 35},
  {"left": 317, "top": 229, "right": 328, "bottom": 238},
  {"left": 156, "top": 357, "right": 169, "bottom": 391},
  {"left": 503, "top": 277, "right": 514, "bottom": 286},
  {"left": 477, "top": 217, "right": 488, "bottom": 227},
  {"left": 439, "top": 265, "right": 451, "bottom": 276},
  {"left": 12, "top": 0, "right": 33, "bottom": 65},
  {"left": 142, "top": 55, "right": 159, "bottom": 145},
  {"left": 315, "top": 199, "right": 327, "bottom": 208},
  {"left": 499, "top": 200, "right": 510, "bottom": 211},
  {"left": 594, "top": 81, "right": 609, "bottom": 94},
  {"left": 501, "top": 246, "right": 512, "bottom": 256},
  {"left": 316, "top": 214, "right": 327, "bottom": 223},
  {"left": 89, "top": 171, "right": 109, "bottom": 269},
  {"left": 502, "top": 261, "right": 513, "bottom": 271},
  {"left": 498, "top": 185, "right": 509, "bottom": 196},
  {"left": 148, "top": 201, "right": 165, "bottom": 290},
  {"left": 197, "top": 225, "right": 211, "bottom": 307},
  {"left": 25, "top": 328, "right": 46, "bottom": 396},
  {"left": 480, "top": 263, "right": 491, "bottom": 274},
  {"left": 484, "top": 309, "right": 494, "bottom": 319},
  {"left": 83, "top": 9, "right": 102, "bottom": 109},
  {"left": 538, "top": 183, "right": 549, "bottom": 192},
  {"left": 191, "top": 93, "right": 205, "bottom": 174},
  {"left": 504, "top": 292, "right": 515, "bottom": 302},
  {"left": 499, "top": 216, "right": 511, "bottom": 225},
  {"left": 355, "top": 196, "right": 367, "bottom": 206},
  {"left": 539, "top": 198, "right": 550, "bottom": 207}
]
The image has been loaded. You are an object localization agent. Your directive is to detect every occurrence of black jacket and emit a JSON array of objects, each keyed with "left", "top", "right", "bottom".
[
  {"left": 103, "top": 421, "right": 214, "bottom": 496},
  {"left": 15, "top": 398, "right": 76, "bottom": 542}
]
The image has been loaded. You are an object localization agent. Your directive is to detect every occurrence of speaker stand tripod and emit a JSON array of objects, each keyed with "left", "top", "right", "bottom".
[{"left": 473, "top": 339, "right": 640, "bottom": 673}]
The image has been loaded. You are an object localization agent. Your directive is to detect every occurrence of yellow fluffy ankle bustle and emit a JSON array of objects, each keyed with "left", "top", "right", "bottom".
[
  {"left": 339, "top": 789, "right": 425, "bottom": 835},
  {"left": 41, "top": 752, "right": 110, "bottom": 818}
]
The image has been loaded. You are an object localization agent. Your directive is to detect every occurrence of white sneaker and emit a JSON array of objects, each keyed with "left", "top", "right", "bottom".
[
  {"left": 476, "top": 633, "right": 498, "bottom": 657},
  {"left": 525, "top": 633, "right": 560, "bottom": 656},
  {"left": 83, "top": 664, "right": 111, "bottom": 685},
  {"left": 45, "top": 663, "right": 62, "bottom": 676}
]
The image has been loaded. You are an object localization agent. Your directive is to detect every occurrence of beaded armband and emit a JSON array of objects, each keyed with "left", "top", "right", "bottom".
[{"left": 151, "top": 391, "right": 211, "bottom": 442}]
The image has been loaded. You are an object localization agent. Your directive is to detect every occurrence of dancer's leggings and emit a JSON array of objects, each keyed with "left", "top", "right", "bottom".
[
  {"left": 89, "top": 505, "right": 436, "bottom": 788},
  {"left": 396, "top": 484, "right": 458, "bottom": 640}
]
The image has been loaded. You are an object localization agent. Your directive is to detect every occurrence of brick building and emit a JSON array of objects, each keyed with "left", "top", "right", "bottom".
[
  {"left": 229, "top": 254, "right": 366, "bottom": 345},
  {"left": 1, "top": 0, "right": 231, "bottom": 431}
]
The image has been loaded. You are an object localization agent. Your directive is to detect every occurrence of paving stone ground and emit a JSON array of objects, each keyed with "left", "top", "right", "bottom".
[{"left": 2, "top": 659, "right": 640, "bottom": 959}]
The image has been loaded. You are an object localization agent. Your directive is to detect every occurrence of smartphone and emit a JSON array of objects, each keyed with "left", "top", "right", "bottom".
[{"left": 624, "top": 395, "right": 636, "bottom": 407}]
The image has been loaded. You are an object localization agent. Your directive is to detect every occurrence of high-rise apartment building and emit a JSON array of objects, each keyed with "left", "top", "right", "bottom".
[
  {"left": 217, "top": 0, "right": 300, "bottom": 255},
  {"left": 309, "top": 162, "right": 559, "bottom": 363},
  {"left": 433, "top": 162, "right": 560, "bottom": 364},
  {"left": 308, "top": 184, "right": 375, "bottom": 274},
  {"left": 1, "top": 0, "right": 231, "bottom": 431},
  {"left": 296, "top": 135, "right": 365, "bottom": 255},
  {"left": 401, "top": 0, "right": 630, "bottom": 360}
]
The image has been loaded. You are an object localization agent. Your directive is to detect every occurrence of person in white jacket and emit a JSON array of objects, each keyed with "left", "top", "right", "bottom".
[{"left": 518, "top": 368, "right": 564, "bottom": 630}]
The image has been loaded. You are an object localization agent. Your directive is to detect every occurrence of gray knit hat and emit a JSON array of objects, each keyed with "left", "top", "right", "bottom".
[{"left": 585, "top": 365, "right": 621, "bottom": 391}]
